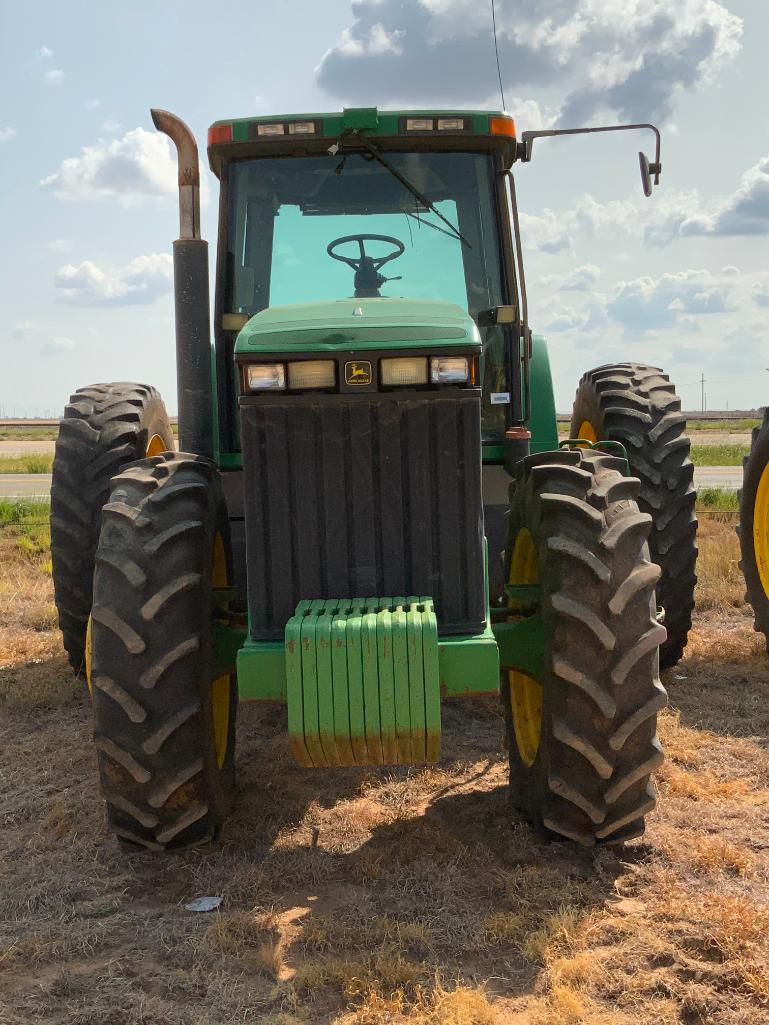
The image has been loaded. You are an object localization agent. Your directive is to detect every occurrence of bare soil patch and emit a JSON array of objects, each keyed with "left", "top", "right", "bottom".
[{"left": 1, "top": 519, "right": 768, "bottom": 1023}]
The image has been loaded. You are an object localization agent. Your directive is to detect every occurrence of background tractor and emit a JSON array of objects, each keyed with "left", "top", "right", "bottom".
[
  {"left": 739, "top": 410, "right": 769, "bottom": 646},
  {"left": 50, "top": 106, "right": 695, "bottom": 852}
]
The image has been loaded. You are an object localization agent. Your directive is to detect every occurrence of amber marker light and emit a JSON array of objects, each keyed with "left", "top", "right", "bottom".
[
  {"left": 208, "top": 123, "right": 233, "bottom": 145},
  {"left": 490, "top": 116, "right": 516, "bottom": 137}
]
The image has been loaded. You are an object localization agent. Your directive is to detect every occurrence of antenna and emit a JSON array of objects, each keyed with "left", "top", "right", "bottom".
[{"left": 490, "top": 0, "right": 507, "bottom": 111}]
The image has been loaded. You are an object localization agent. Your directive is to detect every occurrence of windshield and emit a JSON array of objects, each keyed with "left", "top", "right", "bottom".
[
  {"left": 223, "top": 150, "right": 510, "bottom": 442},
  {"left": 225, "top": 151, "right": 505, "bottom": 314}
]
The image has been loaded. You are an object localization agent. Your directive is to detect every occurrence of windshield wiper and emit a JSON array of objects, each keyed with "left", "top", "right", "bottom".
[{"left": 330, "top": 137, "right": 471, "bottom": 249}]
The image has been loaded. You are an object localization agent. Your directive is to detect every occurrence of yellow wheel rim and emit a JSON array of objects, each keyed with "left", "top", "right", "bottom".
[
  {"left": 754, "top": 461, "right": 769, "bottom": 598},
  {"left": 577, "top": 420, "right": 598, "bottom": 444},
  {"left": 211, "top": 532, "right": 230, "bottom": 769},
  {"left": 145, "top": 434, "right": 166, "bottom": 457},
  {"left": 507, "top": 528, "right": 543, "bottom": 767},
  {"left": 85, "top": 614, "right": 93, "bottom": 695}
]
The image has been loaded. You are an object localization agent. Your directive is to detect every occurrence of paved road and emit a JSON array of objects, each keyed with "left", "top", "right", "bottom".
[
  {"left": 0, "top": 466, "right": 745, "bottom": 500},
  {"left": 692, "top": 466, "right": 742, "bottom": 490},
  {"left": 0, "top": 474, "right": 53, "bottom": 499}
]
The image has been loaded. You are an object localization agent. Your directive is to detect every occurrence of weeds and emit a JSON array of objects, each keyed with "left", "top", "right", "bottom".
[{"left": 690, "top": 443, "right": 749, "bottom": 466}]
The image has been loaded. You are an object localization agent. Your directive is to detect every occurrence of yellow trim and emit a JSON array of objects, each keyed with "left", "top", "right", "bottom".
[
  {"left": 754, "top": 461, "right": 769, "bottom": 599},
  {"left": 577, "top": 420, "right": 598, "bottom": 444},
  {"left": 211, "top": 532, "right": 230, "bottom": 769},
  {"left": 145, "top": 434, "right": 167, "bottom": 457},
  {"left": 507, "top": 528, "right": 543, "bottom": 767},
  {"left": 85, "top": 615, "right": 93, "bottom": 695}
]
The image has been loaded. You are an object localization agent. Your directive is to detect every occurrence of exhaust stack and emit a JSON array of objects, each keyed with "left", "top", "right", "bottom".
[{"left": 151, "top": 108, "right": 213, "bottom": 458}]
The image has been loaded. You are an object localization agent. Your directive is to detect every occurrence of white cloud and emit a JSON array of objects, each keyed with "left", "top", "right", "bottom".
[
  {"left": 540, "top": 264, "right": 601, "bottom": 291},
  {"left": 41, "top": 128, "right": 178, "bottom": 203},
  {"left": 54, "top": 253, "right": 173, "bottom": 306},
  {"left": 608, "top": 269, "right": 737, "bottom": 333},
  {"left": 12, "top": 320, "right": 40, "bottom": 339},
  {"left": 753, "top": 283, "right": 769, "bottom": 309},
  {"left": 101, "top": 119, "right": 122, "bottom": 134},
  {"left": 38, "top": 45, "right": 53, "bottom": 58},
  {"left": 41, "top": 336, "right": 76, "bottom": 355},
  {"left": 317, "top": 0, "right": 742, "bottom": 124},
  {"left": 86, "top": 99, "right": 101, "bottom": 110},
  {"left": 44, "top": 69, "right": 65, "bottom": 85},
  {"left": 649, "top": 154, "right": 769, "bottom": 241},
  {"left": 0, "top": 127, "right": 16, "bottom": 144},
  {"left": 46, "top": 239, "right": 72, "bottom": 253}
]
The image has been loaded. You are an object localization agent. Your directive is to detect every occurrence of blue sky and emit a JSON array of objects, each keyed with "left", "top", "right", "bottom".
[{"left": 1, "top": 0, "right": 767, "bottom": 415}]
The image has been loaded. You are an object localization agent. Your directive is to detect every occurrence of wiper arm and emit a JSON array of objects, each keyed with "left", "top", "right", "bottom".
[
  {"left": 404, "top": 209, "right": 465, "bottom": 242},
  {"left": 353, "top": 141, "right": 471, "bottom": 249}
]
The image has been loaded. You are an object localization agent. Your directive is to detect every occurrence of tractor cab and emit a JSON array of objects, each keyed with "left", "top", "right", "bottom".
[{"left": 207, "top": 109, "right": 522, "bottom": 458}]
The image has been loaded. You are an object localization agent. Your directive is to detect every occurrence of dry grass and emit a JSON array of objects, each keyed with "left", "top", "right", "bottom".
[{"left": 1, "top": 518, "right": 768, "bottom": 1024}]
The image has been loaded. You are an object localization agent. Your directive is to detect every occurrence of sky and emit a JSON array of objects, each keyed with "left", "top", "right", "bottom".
[{"left": 1, "top": 0, "right": 767, "bottom": 416}]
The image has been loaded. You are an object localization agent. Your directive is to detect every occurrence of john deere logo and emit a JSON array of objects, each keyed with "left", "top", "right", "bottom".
[{"left": 345, "top": 360, "right": 372, "bottom": 386}]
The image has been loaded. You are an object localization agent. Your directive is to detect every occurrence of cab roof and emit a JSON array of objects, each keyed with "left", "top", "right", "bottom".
[{"left": 206, "top": 107, "right": 518, "bottom": 176}]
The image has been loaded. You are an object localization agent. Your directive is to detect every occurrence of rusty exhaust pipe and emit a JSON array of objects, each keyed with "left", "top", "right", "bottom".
[{"left": 151, "top": 109, "right": 212, "bottom": 457}]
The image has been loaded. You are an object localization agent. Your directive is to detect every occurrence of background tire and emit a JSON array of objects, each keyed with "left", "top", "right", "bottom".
[
  {"left": 502, "top": 448, "right": 667, "bottom": 846},
  {"left": 739, "top": 409, "right": 769, "bottom": 649},
  {"left": 51, "top": 383, "right": 173, "bottom": 674},
  {"left": 91, "top": 452, "right": 236, "bottom": 851},
  {"left": 570, "top": 363, "right": 697, "bottom": 670}
]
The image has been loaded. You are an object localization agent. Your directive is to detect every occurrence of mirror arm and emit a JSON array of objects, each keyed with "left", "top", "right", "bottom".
[{"left": 518, "top": 123, "right": 662, "bottom": 184}]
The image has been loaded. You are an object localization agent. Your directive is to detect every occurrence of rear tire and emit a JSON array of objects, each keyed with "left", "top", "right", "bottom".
[
  {"left": 739, "top": 409, "right": 769, "bottom": 649},
  {"left": 502, "top": 448, "right": 667, "bottom": 846},
  {"left": 91, "top": 452, "right": 237, "bottom": 851},
  {"left": 570, "top": 363, "right": 697, "bottom": 669},
  {"left": 51, "top": 383, "right": 173, "bottom": 674}
]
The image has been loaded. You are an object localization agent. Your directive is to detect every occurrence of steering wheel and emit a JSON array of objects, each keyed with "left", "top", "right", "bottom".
[{"left": 326, "top": 234, "right": 405, "bottom": 298}]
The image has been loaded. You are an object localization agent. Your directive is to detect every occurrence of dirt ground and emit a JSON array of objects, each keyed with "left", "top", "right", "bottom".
[{"left": 1, "top": 519, "right": 768, "bottom": 1024}]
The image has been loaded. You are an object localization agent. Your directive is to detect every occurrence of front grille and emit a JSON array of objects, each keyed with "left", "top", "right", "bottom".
[{"left": 240, "top": 392, "right": 485, "bottom": 640}]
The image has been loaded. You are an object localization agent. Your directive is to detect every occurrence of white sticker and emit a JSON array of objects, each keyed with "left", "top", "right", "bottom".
[{"left": 490, "top": 392, "right": 510, "bottom": 405}]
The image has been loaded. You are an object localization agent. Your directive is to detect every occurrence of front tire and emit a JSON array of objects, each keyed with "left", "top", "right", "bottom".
[
  {"left": 51, "top": 383, "right": 173, "bottom": 674},
  {"left": 739, "top": 409, "right": 769, "bottom": 649},
  {"left": 570, "top": 363, "right": 697, "bottom": 669},
  {"left": 91, "top": 452, "right": 236, "bottom": 851},
  {"left": 502, "top": 449, "right": 667, "bottom": 846}
]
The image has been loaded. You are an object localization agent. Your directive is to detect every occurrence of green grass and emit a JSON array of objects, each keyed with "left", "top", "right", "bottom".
[
  {"left": 696, "top": 487, "right": 739, "bottom": 512},
  {"left": 690, "top": 444, "right": 749, "bottom": 466},
  {"left": 0, "top": 454, "right": 54, "bottom": 473},
  {"left": 0, "top": 428, "right": 58, "bottom": 440},
  {"left": 0, "top": 499, "right": 50, "bottom": 553},
  {"left": 686, "top": 418, "right": 759, "bottom": 432}
]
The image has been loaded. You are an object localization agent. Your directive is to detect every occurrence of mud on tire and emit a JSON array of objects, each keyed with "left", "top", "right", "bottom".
[
  {"left": 570, "top": 363, "right": 697, "bottom": 670},
  {"left": 90, "top": 452, "right": 236, "bottom": 851},
  {"left": 51, "top": 383, "right": 173, "bottom": 674},
  {"left": 502, "top": 448, "right": 667, "bottom": 846}
]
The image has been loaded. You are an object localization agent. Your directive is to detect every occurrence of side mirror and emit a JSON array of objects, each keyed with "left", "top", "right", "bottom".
[
  {"left": 478, "top": 304, "right": 517, "bottom": 326},
  {"left": 639, "top": 152, "right": 653, "bottom": 197},
  {"left": 639, "top": 151, "right": 661, "bottom": 198}
]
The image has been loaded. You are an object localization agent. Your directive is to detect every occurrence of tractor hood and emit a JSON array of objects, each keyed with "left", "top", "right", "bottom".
[{"left": 234, "top": 297, "right": 481, "bottom": 354}]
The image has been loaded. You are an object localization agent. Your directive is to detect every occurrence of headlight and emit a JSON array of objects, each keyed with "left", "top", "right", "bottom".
[
  {"left": 430, "top": 356, "right": 470, "bottom": 384},
  {"left": 287, "top": 360, "right": 335, "bottom": 390},
  {"left": 247, "top": 364, "right": 286, "bottom": 390},
  {"left": 380, "top": 357, "right": 428, "bottom": 386}
]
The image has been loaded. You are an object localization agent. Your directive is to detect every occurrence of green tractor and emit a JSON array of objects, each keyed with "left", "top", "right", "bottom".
[{"left": 50, "top": 106, "right": 695, "bottom": 852}]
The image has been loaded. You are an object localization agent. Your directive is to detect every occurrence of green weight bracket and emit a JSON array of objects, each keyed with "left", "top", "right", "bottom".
[{"left": 285, "top": 597, "right": 442, "bottom": 767}]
